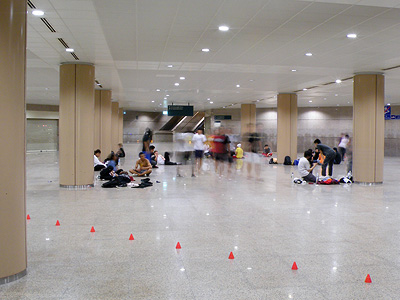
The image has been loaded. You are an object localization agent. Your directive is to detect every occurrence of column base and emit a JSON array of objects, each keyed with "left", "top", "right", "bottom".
[
  {"left": 60, "top": 184, "right": 94, "bottom": 190},
  {"left": 0, "top": 269, "right": 27, "bottom": 285},
  {"left": 354, "top": 182, "right": 383, "bottom": 186}
]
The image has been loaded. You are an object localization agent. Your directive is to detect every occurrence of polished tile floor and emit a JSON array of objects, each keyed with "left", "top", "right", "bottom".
[{"left": 1, "top": 143, "right": 400, "bottom": 299}]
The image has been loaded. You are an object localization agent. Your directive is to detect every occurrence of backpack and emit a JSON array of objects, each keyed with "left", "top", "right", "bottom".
[
  {"left": 269, "top": 158, "right": 278, "bottom": 164},
  {"left": 284, "top": 156, "right": 292, "bottom": 165},
  {"left": 293, "top": 159, "right": 299, "bottom": 166}
]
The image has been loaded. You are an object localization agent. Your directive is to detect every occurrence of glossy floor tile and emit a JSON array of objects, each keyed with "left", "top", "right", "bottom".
[{"left": 1, "top": 144, "right": 399, "bottom": 299}]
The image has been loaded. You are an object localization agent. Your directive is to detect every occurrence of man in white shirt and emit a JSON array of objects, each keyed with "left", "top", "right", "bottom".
[
  {"left": 191, "top": 129, "right": 207, "bottom": 174},
  {"left": 94, "top": 149, "right": 107, "bottom": 171},
  {"left": 298, "top": 150, "right": 318, "bottom": 182},
  {"left": 338, "top": 134, "right": 350, "bottom": 161}
]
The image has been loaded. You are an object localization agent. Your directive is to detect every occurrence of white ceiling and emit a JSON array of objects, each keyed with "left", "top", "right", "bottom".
[{"left": 26, "top": 0, "right": 400, "bottom": 111}]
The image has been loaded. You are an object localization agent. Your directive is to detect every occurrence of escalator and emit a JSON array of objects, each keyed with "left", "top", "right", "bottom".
[{"left": 173, "top": 112, "right": 205, "bottom": 132}]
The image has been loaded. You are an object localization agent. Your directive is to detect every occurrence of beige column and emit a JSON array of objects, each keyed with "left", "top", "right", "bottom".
[
  {"left": 99, "top": 90, "right": 112, "bottom": 161},
  {"left": 111, "top": 102, "right": 120, "bottom": 151},
  {"left": 0, "top": 0, "right": 27, "bottom": 283},
  {"left": 240, "top": 104, "right": 256, "bottom": 135},
  {"left": 94, "top": 90, "right": 101, "bottom": 149},
  {"left": 118, "top": 108, "right": 124, "bottom": 144},
  {"left": 353, "top": 73, "right": 384, "bottom": 183},
  {"left": 59, "top": 63, "right": 95, "bottom": 187},
  {"left": 277, "top": 93, "right": 297, "bottom": 164}
]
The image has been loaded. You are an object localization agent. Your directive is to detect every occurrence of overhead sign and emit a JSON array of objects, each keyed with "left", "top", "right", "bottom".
[
  {"left": 385, "top": 105, "right": 391, "bottom": 120},
  {"left": 168, "top": 105, "right": 194, "bottom": 116},
  {"left": 214, "top": 115, "right": 232, "bottom": 120}
]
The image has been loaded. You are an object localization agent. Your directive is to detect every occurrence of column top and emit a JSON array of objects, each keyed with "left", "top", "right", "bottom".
[
  {"left": 60, "top": 62, "right": 94, "bottom": 66},
  {"left": 354, "top": 72, "right": 384, "bottom": 76}
]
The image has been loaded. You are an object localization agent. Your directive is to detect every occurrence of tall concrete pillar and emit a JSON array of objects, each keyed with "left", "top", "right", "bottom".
[
  {"left": 241, "top": 104, "right": 256, "bottom": 135},
  {"left": 59, "top": 63, "right": 95, "bottom": 187},
  {"left": 0, "top": 0, "right": 27, "bottom": 284},
  {"left": 277, "top": 93, "right": 297, "bottom": 164},
  {"left": 118, "top": 108, "right": 124, "bottom": 144},
  {"left": 353, "top": 73, "right": 384, "bottom": 183},
  {"left": 94, "top": 90, "right": 112, "bottom": 161},
  {"left": 111, "top": 102, "right": 119, "bottom": 152}
]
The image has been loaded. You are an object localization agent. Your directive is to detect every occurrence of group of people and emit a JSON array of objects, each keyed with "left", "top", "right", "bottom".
[{"left": 298, "top": 135, "right": 351, "bottom": 183}]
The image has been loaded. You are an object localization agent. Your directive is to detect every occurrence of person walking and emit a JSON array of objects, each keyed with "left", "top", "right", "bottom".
[{"left": 192, "top": 129, "right": 207, "bottom": 174}]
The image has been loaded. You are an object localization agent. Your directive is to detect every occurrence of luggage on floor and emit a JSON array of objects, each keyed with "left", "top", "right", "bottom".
[{"left": 283, "top": 156, "right": 292, "bottom": 165}]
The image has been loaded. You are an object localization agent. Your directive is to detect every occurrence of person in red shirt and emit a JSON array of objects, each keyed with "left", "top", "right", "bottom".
[{"left": 211, "top": 127, "right": 231, "bottom": 176}]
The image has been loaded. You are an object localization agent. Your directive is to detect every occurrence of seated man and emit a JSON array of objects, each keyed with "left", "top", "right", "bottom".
[
  {"left": 298, "top": 149, "right": 318, "bottom": 182},
  {"left": 263, "top": 144, "right": 272, "bottom": 157},
  {"left": 149, "top": 145, "right": 158, "bottom": 168},
  {"left": 94, "top": 149, "right": 107, "bottom": 171},
  {"left": 235, "top": 143, "right": 244, "bottom": 159},
  {"left": 116, "top": 143, "right": 125, "bottom": 158},
  {"left": 129, "top": 152, "right": 152, "bottom": 176}
]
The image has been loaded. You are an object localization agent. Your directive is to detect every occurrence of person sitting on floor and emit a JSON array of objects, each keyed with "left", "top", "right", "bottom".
[
  {"left": 106, "top": 153, "right": 126, "bottom": 174},
  {"left": 333, "top": 147, "right": 342, "bottom": 165},
  {"left": 129, "top": 152, "right": 152, "bottom": 176},
  {"left": 94, "top": 149, "right": 107, "bottom": 171},
  {"left": 154, "top": 150, "right": 178, "bottom": 165},
  {"left": 235, "top": 143, "right": 244, "bottom": 159},
  {"left": 149, "top": 145, "right": 158, "bottom": 168},
  {"left": 298, "top": 149, "right": 318, "bottom": 183},
  {"left": 116, "top": 143, "right": 125, "bottom": 158},
  {"left": 100, "top": 166, "right": 116, "bottom": 181}
]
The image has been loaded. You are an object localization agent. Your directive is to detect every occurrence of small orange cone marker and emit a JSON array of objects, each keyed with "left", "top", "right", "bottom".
[
  {"left": 292, "top": 262, "right": 298, "bottom": 270},
  {"left": 176, "top": 242, "right": 181, "bottom": 249},
  {"left": 55, "top": 220, "right": 60, "bottom": 226},
  {"left": 90, "top": 226, "right": 95, "bottom": 233},
  {"left": 229, "top": 252, "right": 235, "bottom": 259},
  {"left": 129, "top": 234, "right": 134, "bottom": 240},
  {"left": 27, "top": 214, "right": 31, "bottom": 220},
  {"left": 365, "top": 274, "right": 372, "bottom": 283}
]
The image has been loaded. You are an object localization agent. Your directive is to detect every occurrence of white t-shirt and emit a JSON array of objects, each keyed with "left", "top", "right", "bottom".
[
  {"left": 338, "top": 137, "right": 349, "bottom": 148},
  {"left": 192, "top": 133, "right": 207, "bottom": 151},
  {"left": 157, "top": 155, "right": 165, "bottom": 165},
  {"left": 94, "top": 155, "right": 106, "bottom": 167},
  {"left": 298, "top": 157, "right": 311, "bottom": 177}
]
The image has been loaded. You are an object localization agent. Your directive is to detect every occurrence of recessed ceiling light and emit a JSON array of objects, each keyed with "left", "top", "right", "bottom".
[
  {"left": 387, "top": 103, "right": 391, "bottom": 106},
  {"left": 337, "top": 104, "right": 340, "bottom": 106},
  {"left": 292, "top": 69, "right": 297, "bottom": 72},
  {"left": 202, "top": 48, "right": 210, "bottom": 52},
  {"left": 32, "top": 10, "right": 44, "bottom": 16},
  {"left": 156, "top": 89, "right": 161, "bottom": 92},
  {"left": 210, "top": 101, "right": 213, "bottom": 104},
  {"left": 159, "top": 104, "right": 162, "bottom": 106},
  {"left": 179, "top": 77, "right": 185, "bottom": 80},
  {"left": 305, "top": 53, "right": 313, "bottom": 57},
  {"left": 151, "top": 100, "right": 155, "bottom": 103},
  {"left": 249, "top": 79, "right": 254, "bottom": 82},
  {"left": 236, "top": 84, "right": 240, "bottom": 88},
  {"left": 256, "top": 100, "right": 260, "bottom": 102},
  {"left": 219, "top": 25, "right": 229, "bottom": 32},
  {"left": 347, "top": 33, "right": 357, "bottom": 39},
  {"left": 166, "top": 94, "right": 170, "bottom": 97},
  {"left": 303, "top": 88, "right": 308, "bottom": 91},
  {"left": 164, "top": 97, "right": 167, "bottom": 100},
  {"left": 174, "top": 83, "right": 179, "bottom": 86},
  {"left": 167, "top": 65, "right": 173, "bottom": 68},
  {"left": 335, "top": 94, "right": 338, "bottom": 96},
  {"left": 66, "top": 48, "right": 74, "bottom": 53},
  {"left": 309, "top": 100, "right": 313, "bottom": 103},
  {"left": 335, "top": 79, "right": 342, "bottom": 83},
  {"left": 324, "top": 98, "right": 327, "bottom": 100},
  {"left": 207, "top": 98, "right": 210, "bottom": 100}
]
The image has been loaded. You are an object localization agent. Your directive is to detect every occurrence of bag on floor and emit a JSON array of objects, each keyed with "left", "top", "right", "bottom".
[
  {"left": 293, "top": 159, "right": 299, "bottom": 166},
  {"left": 269, "top": 158, "right": 278, "bottom": 164},
  {"left": 283, "top": 156, "right": 292, "bottom": 165}
]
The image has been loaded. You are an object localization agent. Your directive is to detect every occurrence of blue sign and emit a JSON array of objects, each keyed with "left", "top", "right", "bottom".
[{"left": 385, "top": 105, "right": 391, "bottom": 120}]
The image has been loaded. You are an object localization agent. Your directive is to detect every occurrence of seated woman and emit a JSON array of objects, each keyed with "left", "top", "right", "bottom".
[
  {"left": 106, "top": 153, "right": 125, "bottom": 174},
  {"left": 154, "top": 150, "right": 178, "bottom": 165},
  {"left": 100, "top": 166, "right": 116, "bottom": 181},
  {"left": 94, "top": 149, "right": 107, "bottom": 171},
  {"left": 129, "top": 152, "right": 152, "bottom": 176}
]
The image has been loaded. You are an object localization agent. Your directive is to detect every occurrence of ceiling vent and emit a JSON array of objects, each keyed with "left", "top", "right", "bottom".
[
  {"left": 57, "top": 38, "right": 69, "bottom": 48},
  {"left": 71, "top": 53, "right": 80, "bottom": 60},
  {"left": 382, "top": 65, "right": 400, "bottom": 71},
  {"left": 40, "top": 18, "right": 56, "bottom": 33},
  {"left": 27, "top": 0, "right": 36, "bottom": 9}
]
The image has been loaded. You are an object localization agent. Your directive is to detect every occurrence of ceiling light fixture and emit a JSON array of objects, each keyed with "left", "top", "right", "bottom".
[
  {"left": 210, "top": 101, "right": 213, "bottom": 104},
  {"left": 156, "top": 89, "right": 161, "bottom": 92},
  {"left": 335, "top": 79, "right": 342, "bottom": 83},
  {"left": 292, "top": 69, "right": 297, "bottom": 72},
  {"left": 236, "top": 84, "right": 240, "bottom": 88},
  {"left": 179, "top": 77, "right": 185, "bottom": 80},
  {"left": 202, "top": 48, "right": 210, "bottom": 52},
  {"left": 309, "top": 100, "right": 313, "bottom": 103},
  {"left": 167, "top": 64, "right": 173, "bottom": 68},
  {"left": 174, "top": 83, "right": 179, "bottom": 86},
  {"left": 66, "top": 48, "right": 74, "bottom": 53},
  {"left": 166, "top": 94, "right": 170, "bottom": 97},
  {"left": 303, "top": 88, "right": 308, "bottom": 91},
  {"left": 151, "top": 100, "right": 155, "bottom": 103},
  {"left": 219, "top": 25, "right": 229, "bottom": 32},
  {"left": 32, "top": 10, "right": 44, "bottom": 16},
  {"left": 335, "top": 94, "right": 338, "bottom": 96},
  {"left": 164, "top": 97, "right": 167, "bottom": 100},
  {"left": 305, "top": 53, "right": 313, "bottom": 57},
  {"left": 387, "top": 103, "right": 391, "bottom": 106},
  {"left": 347, "top": 33, "right": 357, "bottom": 39}
]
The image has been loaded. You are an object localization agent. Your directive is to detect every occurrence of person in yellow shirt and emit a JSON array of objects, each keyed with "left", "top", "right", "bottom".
[{"left": 235, "top": 143, "right": 244, "bottom": 159}]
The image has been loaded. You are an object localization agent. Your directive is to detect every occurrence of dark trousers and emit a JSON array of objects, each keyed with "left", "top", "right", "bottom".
[
  {"left": 303, "top": 173, "right": 317, "bottom": 183},
  {"left": 94, "top": 165, "right": 106, "bottom": 171},
  {"left": 322, "top": 152, "right": 335, "bottom": 176},
  {"left": 338, "top": 147, "right": 346, "bottom": 161}
]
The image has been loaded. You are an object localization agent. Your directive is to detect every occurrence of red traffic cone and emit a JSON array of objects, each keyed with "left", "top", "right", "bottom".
[
  {"left": 90, "top": 226, "right": 95, "bottom": 233},
  {"left": 365, "top": 274, "right": 372, "bottom": 283},
  {"left": 129, "top": 234, "right": 134, "bottom": 240},
  {"left": 27, "top": 214, "right": 31, "bottom": 220},
  {"left": 55, "top": 220, "right": 60, "bottom": 226},
  {"left": 176, "top": 242, "right": 181, "bottom": 249},
  {"left": 228, "top": 252, "right": 235, "bottom": 259},
  {"left": 292, "top": 262, "right": 298, "bottom": 270}
]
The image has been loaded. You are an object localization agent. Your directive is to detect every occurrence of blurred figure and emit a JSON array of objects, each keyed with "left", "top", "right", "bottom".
[
  {"left": 142, "top": 128, "right": 153, "bottom": 152},
  {"left": 338, "top": 134, "right": 350, "bottom": 161},
  {"left": 149, "top": 145, "right": 158, "bottom": 168},
  {"left": 211, "top": 128, "right": 231, "bottom": 176},
  {"left": 192, "top": 129, "right": 207, "bottom": 174},
  {"left": 244, "top": 123, "right": 264, "bottom": 179},
  {"left": 314, "top": 139, "right": 335, "bottom": 177},
  {"left": 235, "top": 143, "right": 244, "bottom": 159},
  {"left": 116, "top": 143, "right": 125, "bottom": 158}
]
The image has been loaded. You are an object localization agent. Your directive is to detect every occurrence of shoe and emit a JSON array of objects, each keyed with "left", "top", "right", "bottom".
[
  {"left": 153, "top": 165, "right": 158, "bottom": 168},
  {"left": 146, "top": 173, "right": 150, "bottom": 177}
]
